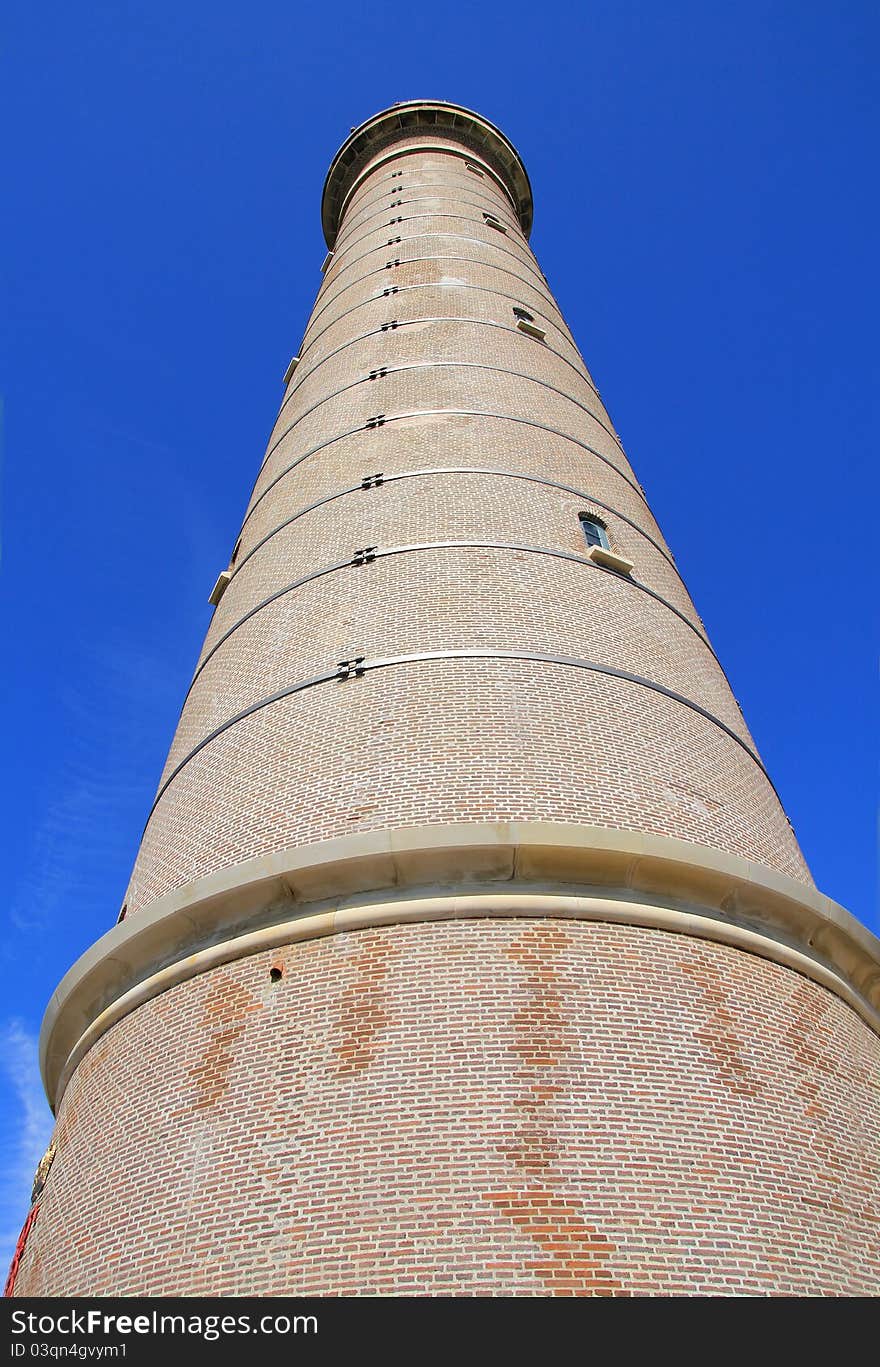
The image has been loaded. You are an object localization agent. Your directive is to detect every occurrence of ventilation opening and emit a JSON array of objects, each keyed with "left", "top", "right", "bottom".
[
  {"left": 231, "top": 538, "right": 242, "bottom": 566},
  {"left": 513, "top": 307, "right": 534, "bottom": 322},
  {"left": 465, "top": 162, "right": 484, "bottom": 177},
  {"left": 269, "top": 965, "right": 283, "bottom": 983},
  {"left": 483, "top": 212, "right": 507, "bottom": 233},
  {"left": 116, "top": 903, "right": 128, "bottom": 925}
]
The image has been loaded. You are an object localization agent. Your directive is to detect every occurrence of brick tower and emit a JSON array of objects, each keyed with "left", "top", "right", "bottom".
[{"left": 15, "top": 101, "right": 879, "bottom": 1297}]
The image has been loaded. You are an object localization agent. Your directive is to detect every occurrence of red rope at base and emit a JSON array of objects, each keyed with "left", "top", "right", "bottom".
[{"left": 4, "top": 1202, "right": 40, "bottom": 1297}]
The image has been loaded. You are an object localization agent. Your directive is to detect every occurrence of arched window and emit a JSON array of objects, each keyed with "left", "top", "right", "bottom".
[{"left": 579, "top": 514, "right": 610, "bottom": 550}]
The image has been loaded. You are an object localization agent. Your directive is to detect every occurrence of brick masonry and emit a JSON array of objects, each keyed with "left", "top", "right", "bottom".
[
  {"left": 114, "top": 128, "right": 812, "bottom": 914},
  {"left": 17, "top": 922, "right": 880, "bottom": 1296},
  {"left": 17, "top": 104, "right": 878, "bottom": 1298}
]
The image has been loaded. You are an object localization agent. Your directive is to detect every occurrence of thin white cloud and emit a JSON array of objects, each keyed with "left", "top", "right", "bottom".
[
  {"left": 0, "top": 1020, "right": 54, "bottom": 1272},
  {"left": 6, "top": 644, "right": 177, "bottom": 942},
  {"left": 8, "top": 773, "right": 142, "bottom": 936}
]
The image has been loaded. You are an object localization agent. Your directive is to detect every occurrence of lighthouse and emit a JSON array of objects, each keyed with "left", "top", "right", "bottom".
[{"left": 14, "top": 101, "right": 879, "bottom": 1297}]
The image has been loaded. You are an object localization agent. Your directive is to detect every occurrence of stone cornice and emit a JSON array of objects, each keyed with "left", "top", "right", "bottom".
[
  {"left": 40, "top": 824, "right": 880, "bottom": 1110},
  {"left": 322, "top": 101, "right": 534, "bottom": 247}
]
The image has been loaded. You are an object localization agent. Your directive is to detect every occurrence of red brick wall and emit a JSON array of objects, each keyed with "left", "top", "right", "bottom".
[{"left": 17, "top": 921, "right": 880, "bottom": 1296}]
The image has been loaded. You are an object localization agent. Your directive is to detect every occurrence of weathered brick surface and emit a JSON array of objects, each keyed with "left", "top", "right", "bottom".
[
  {"left": 23, "top": 111, "right": 866, "bottom": 1301},
  {"left": 17, "top": 923, "right": 880, "bottom": 1296},
  {"left": 275, "top": 325, "right": 612, "bottom": 460},
  {"left": 115, "top": 137, "right": 811, "bottom": 914},
  {"left": 158, "top": 549, "right": 750, "bottom": 790},
  {"left": 291, "top": 278, "right": 590, "bottom": 384},
  {"left": 242, "top": 415, "right": 660, "bottom": 570},
  {"left": 128, "top": 659, "right": 805, "bottom": 912},
  {"left": 222, "top": 471, "right": 687, "bottom": 631}
]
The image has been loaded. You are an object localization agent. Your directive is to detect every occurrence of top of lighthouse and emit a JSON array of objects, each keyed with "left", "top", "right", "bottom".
[{"left": 321, "top": 99, "right": 534, "bottom": 247}]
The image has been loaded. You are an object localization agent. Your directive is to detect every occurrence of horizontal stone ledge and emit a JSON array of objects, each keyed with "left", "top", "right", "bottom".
[{"left": 40, "top": 822, "right": 880, "bottom": 1110}]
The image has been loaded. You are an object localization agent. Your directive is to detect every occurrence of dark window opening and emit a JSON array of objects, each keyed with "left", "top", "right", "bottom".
[
  {"left": 513, "top": 307, "right": 534, "bottom": 323},
  {"left": 579, "top": 514, "right": 610, "bottom": 550},
  {"left": 231, "top": 538, "right": 242, "bottom": 565}
]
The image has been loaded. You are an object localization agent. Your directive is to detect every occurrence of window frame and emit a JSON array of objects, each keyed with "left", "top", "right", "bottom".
[{"left": 578, "top": 514, "right": 610, "bottom": 551}]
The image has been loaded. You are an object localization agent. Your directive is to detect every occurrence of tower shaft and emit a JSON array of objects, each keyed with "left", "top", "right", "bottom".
[{"left": 16, "top": 102, "right": 880, "bottom": 1298}]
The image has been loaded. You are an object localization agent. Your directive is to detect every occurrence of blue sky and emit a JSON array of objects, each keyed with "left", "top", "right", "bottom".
[{"left": 1, "top": 1, "right": 877, "bottom": 1264}]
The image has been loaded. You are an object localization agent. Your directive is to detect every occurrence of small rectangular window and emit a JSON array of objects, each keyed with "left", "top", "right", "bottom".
[
  {"left": 465, "top": 162, "right": 484, "bottom": 177},
  {"left": 483, "top": 212, "right": 507, "bottom": 233},
  {"left": 516, "top": 318, "right": 546, "bottom": 341},
  {"left": 283, "top": 355, "right": 300, "bottom": 385},
  {"left": 320, "top": 251, "right": 334, "bottom": 273},
  {"left": 513, "top": 307, "right": 534, "bottom": 322},
  {"left": 579, "top": 515, "right": 609, "bottom": 550}
]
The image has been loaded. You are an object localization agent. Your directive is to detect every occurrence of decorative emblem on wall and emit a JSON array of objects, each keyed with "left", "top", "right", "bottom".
[{"left": 31, "top": 1141, "right": 56, "bottom": 1204}]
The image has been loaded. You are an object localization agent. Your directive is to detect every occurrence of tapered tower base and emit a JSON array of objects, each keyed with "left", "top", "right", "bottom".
[{"left": 17, "top": 826, "right": 880, "bottom": 1296}]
